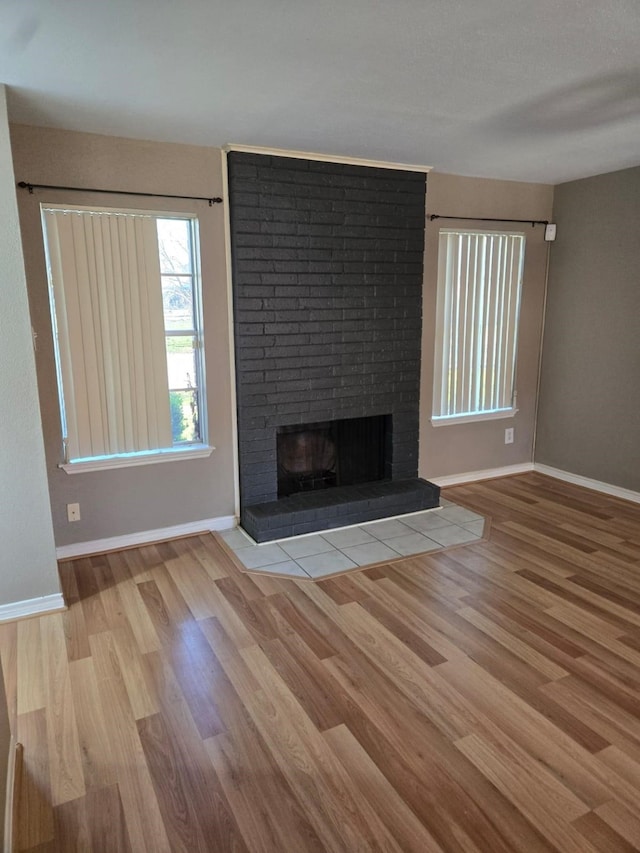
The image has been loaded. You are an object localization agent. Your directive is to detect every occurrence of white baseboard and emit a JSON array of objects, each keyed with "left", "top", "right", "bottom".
[
  {"left": 428, "top": 460, "right": 640, "bottom": 505},
  {"left": 533, "top": 464, "right": 640, "bottom": 505},
  {"left": 56, "top": 514, "right": 237, "bottom": 560},
  {"left": 429, "top": 463, "right": 535, "bottom": 488},
  {"left": 0, "top": 593, "right": 66, "bottom": 623}
]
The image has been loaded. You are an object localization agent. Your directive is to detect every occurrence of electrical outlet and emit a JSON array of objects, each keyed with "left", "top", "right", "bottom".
[
  {"left": 504, "top": 427, "right": 514, "bottom": 445},
  {"left": 67, "top": 502, "right": 81, "bottom": 522}
]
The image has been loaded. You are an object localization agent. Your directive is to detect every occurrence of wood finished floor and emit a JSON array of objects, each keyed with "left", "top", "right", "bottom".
[{"left": 3, "top": 472, "right": 640, "bottom": 852}]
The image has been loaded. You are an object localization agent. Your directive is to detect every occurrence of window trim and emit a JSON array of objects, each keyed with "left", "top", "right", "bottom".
[
  {"left": 430, "top": 407, "right": 518, "bottom": 427},
  {"left": 432, "top": 227, "right": 525, "bottom": 422},
  {"left": 59, "top": 443, "right": 214, "bottom": 474},
  {"left": 41, "top": 203, "right": 209, "bottom": 467},
  {"left": 161, "top": 214, "right": 208, "bottom": 448}
]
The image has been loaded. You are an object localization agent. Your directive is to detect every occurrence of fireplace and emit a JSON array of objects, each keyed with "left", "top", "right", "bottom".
[
  {"left": 277, "top": 415, "right": 388, "bottom": 497},
  {"left": 227, "top": 151, "right": 440, "bottom": 542}
]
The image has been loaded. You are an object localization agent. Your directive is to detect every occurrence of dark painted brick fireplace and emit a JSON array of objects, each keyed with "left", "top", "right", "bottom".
[{"left": 227, "top": 152, "right": 439, "bottom": 541}]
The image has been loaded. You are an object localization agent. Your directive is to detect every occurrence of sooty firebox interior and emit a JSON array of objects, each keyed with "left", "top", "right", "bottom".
[{"left": 277, "top": 415, "right": 388, "bottom": 498}]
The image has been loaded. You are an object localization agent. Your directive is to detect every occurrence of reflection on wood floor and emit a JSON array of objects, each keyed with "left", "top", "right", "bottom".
[{"left": 3, "top": 472, "right": 640, "bottom": 852}]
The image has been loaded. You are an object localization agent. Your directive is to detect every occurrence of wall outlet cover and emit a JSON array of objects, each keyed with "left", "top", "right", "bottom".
[{"left": 67, "top": 502, "right": 81, "bottom": 522}]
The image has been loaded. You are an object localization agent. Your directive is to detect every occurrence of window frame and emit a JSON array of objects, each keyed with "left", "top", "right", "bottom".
[
  {"left": 431, "top": 227, "right": 525, "bottom": 427},
  {"left": 40, "top": 203, "right": 213, "bottom": 473},
  {"left": 158, "top": 214, "right": 207, "bottom": 449}
]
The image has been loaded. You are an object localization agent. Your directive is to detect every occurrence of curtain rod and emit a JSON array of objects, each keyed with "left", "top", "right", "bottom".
[
  {"left": 429, "top": 214, "right": 548, "bottom": 227},
  {"left": 17, "top": 181, "right": 223, "bottom": 206}
]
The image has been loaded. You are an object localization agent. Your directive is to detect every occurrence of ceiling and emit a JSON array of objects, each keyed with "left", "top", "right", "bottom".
[{"left": 2, "top": 0, "right": 640, "bottom": 184}]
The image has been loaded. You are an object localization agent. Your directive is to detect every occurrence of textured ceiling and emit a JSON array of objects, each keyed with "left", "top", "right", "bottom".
[{"left": 1, "top": 0, "right": 639, "bottom": 183}]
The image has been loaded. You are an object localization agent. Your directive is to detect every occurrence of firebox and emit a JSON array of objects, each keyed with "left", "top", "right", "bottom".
[{"left": 277, "top": 415, "right": 388, "bottom": 498}]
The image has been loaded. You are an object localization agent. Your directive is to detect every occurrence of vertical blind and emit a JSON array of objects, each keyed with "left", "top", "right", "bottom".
[
  {"left": 433, "top": 229, "right": 525, "bottom": 420},
  {"left": 43, "top": 206, "right": 172, "bottom": 460}
]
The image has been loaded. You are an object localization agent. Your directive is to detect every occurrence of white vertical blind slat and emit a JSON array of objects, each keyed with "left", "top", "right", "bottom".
[
  {"left": 464, "top": 233, "right": 477, "bottom": 415},
  {"left": 98, "top": 214, "right": 122, "bottom": 453},
  {"left": 126, "top": 217, "right": 146, "bottom": 447},
  {"left": 88, "top": 215, "right": 111, "bottom": 453},
  {"left": 473, "top": 234, "right": 485, "bottom": 414},
  {"left": 498, "top": 237, "right": 513, "bottom": 406},
  {"left": 71, "top": 214, "right": 102, "bottom": 457},
  {"left": 445, "top": 234, "right": 455, "bottom": 415},
  {"left": 460, "top": 234, "right": 471, "bottom": 416},
  {"left": 454, "top": 235, "right": 467, "bottom": 415},
  {"left": 449, "top": 238, "right": 459, "bottom": 415},
  {"left": 493, "top": 235, "right": 506, "bottom": 410},
  {"left": 503, "top": 239, "right": 522, "bottom": 408}
]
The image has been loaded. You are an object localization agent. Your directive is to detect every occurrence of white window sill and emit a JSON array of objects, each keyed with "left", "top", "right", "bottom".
[
  {"left": 431, "top": 408, "right": 518, "bottom": 427},
  {"left": 59, "top": 444, "right": 215, "bottom": 474}
]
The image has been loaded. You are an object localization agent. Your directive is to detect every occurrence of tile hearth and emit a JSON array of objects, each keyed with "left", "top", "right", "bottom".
[{"left": 218, "top": 500, "right": 487, "bottom": 579}]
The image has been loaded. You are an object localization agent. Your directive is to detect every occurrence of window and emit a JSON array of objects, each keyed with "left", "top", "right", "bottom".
[
  {"left": 41, "top": 204, "right": 209, "bottom": 471},
  {"left": 432, "top": 229, "right": 525, "bottom": 425}
]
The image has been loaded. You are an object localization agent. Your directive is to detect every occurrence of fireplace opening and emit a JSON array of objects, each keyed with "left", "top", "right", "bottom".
[{"left": 277, "top": 415, "right": 389, "bottom": 498}]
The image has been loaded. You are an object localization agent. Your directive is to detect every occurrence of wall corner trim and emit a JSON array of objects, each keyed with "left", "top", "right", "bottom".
[
  {"left": 429, "top": 463, "right": 535, "bottom": 488},
  {"left": 3, "top": 740, "right": 22, "bottom": 853},
  {"left": 55, "top": 514, "right": 237, "bottom": 560},
  {"left": 0, "top": 593, "right": 65, "bottom": 624},
  {"left": 533, "top": 464, "right": 640, "bottom": 505}
]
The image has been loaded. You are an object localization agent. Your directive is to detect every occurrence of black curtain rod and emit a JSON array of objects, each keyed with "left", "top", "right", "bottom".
[
  {"left": 430, "top": 214, "right": 548, "bottom": 227},
  {"left": 17, "top": 181, "right": 223, "bottom": 206}
]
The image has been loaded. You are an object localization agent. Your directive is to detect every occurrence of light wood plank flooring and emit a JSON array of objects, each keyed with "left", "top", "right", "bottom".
[{"left": 3, "top": 472, "right": 640, "bottom": 852}]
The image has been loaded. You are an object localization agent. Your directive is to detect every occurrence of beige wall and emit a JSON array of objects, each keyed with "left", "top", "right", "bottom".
[
  {"left": 11, "top": 125, "right": 236, "bottom": 547},
  {"left": 0, "top": 91, "right": 60, "bottom": 602},
  {"left": 419, "top": 172, "right": 554, "bottom": 479},
  {"left": 11, "top": 124, "right": 557, "bottom": 547},
  {"left": 535, "top": 166, "right": 640, "bottom": 491}
]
